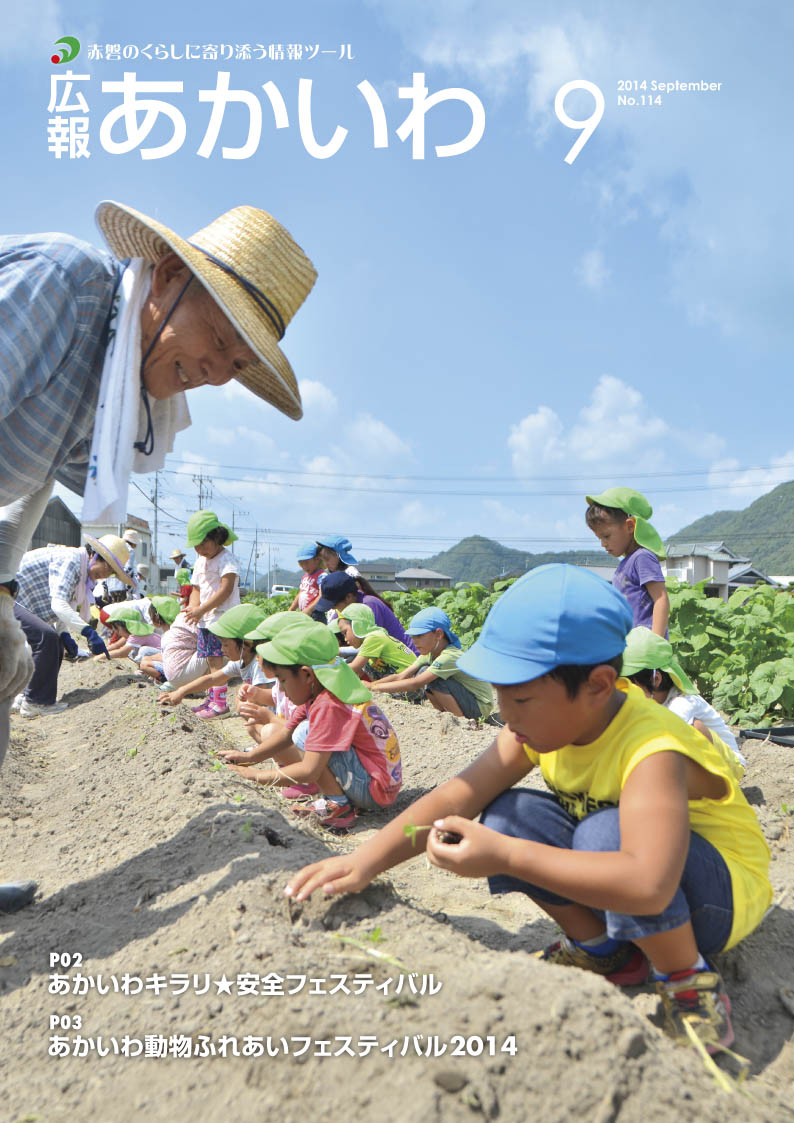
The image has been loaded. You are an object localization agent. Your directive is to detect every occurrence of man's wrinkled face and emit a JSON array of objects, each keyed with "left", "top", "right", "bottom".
[{"left": 140, "top": 254, "right": 257, "bottom": 400}]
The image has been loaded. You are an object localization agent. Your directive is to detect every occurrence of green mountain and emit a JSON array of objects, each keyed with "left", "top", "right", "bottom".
[
  {"left": 669, "top": 480, "right": 794, "bottom": 575},
  {"left": 369, "top": 535, "right": 614, "bottom": 586}
]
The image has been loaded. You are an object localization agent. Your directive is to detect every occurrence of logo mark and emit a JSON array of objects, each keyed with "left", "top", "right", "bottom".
[{"left": 51, "top": 36, "right": 81, "bottom": 64}]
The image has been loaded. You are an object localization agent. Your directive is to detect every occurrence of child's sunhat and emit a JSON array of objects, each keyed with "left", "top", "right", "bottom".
[
  {"left": 186, "top": 510, "right": 239, "bottom": 548},
  {"left": 316, "top": 535, "right": 357, "bottom": 565},
  {"left": 314, "top": 571, "right": 358, "bottom": 613},
  {"left": 208, "top": 603, "right": 266, "bottom": 639},
  {"left": 106, "top": 604, "right": 154, "bottom": 636},
  {"left": 256, "top": 621, "right": 371, "bottom": 704},
  {"left": 406, "top": 607, "right": 461, "bottom": 649},
  {"left": 296, "top": 542, "right": 319, "bottom": 561},
  {"left": 150, "top": 595, "right": 180, "bottom": 626},
  {"left": 95, "top": 199, "right": 317, "bottom": 420},
  {"left": 175, "top": 568, "right": 193, "bottom": 586},
  {"left": 621, "top": 627, "right": 696, "bottom": 694},
  {"left": 585, "top": 487, "right": 666, "bottom": 559},
  {"left": 245, "top": 610, "right": 316, "bottom": 643},
  {"left": 458, "top": 564, "right": 633, "bottom": 685},
  {"left": 340, "top": 603, "right": 386, "bottom": 639}
]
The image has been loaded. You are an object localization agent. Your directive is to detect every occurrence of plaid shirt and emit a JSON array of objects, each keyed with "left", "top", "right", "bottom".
[
  {"left": 16, "top": 546, "right": 85, "bottom": 629},
  {"left": 0, "top": 233, "right": 121, "bottom": 503}
]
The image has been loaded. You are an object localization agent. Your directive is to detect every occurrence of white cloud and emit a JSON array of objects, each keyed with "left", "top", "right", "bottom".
[
  {"left": 348, "top": 414, "right": 411, "bottom": 460},
  {"left": 299, "top": 379, "right": 338, "bottom": 414},
  {"left": 1, "top": 2, "right": 63, "bottom": 61},
  {"left": 707, "top": 451, "right": 794, "bottom": 504},
  {"left": 509, "top": 375, "right": 672, "bottom": 475},
  {"left": 575, "top": 249, "right": 610, "bottom": 291}
]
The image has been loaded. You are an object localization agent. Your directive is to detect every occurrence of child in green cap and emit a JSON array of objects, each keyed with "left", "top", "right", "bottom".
[
  {"left": 225, "top": 619, "right": 402, "bottom": 830},
  {"left": 184, "top": 509, "right": 241, "bottom": 711},
  {"left": 621, "top": 628, "right": 746, "bottom": 775},
  {"left": 585, "top": 486, "right": 670, "bottom": 637},
  {"left": 159, "top": 603, "right": 266, "bottom": 718},
  {"left": 338, "top": 604, "right": 417, "bottom": 682},
  {"left": 102, "top": 603, "right": 161, "bottom": 662},
  {"left": 137, "top": 596, "right": 181, "bottom": 683}
]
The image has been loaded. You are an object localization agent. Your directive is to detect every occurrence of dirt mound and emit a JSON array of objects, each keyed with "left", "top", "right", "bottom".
[{"left": 1, "top": 659, "right": 793, "bottom": 1122}]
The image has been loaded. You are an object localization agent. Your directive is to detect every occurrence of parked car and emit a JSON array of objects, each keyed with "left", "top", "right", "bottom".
[{"left": 269, "top": 584, "right": 294, "bottom": 598}]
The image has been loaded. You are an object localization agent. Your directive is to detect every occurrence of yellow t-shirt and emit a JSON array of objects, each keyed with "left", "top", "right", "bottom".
[{"left": 522, "top": 681, "right": 772, "bottom": 950}]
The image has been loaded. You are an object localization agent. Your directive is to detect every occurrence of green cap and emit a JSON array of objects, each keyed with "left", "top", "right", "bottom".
[
  {"left": 256, "top": 620, "right": 371, "bottom": 705},
  {"left": 340, "top": 602, "right": 386, "bottom": 639},
  {"left": 207, "top": 603, "right": 266, "bottom": 639},
  {"left": 106, "top": 604, "right": 154, "bottom": 636},
  {"left": 245, "top": 610, "right": 317, "bottom": 642},
  {"left": 150, "top": 595, "right": 180, "bottom": 625},
  {"left": 585, "top": 487, "right": 666, "bottom": 559},
  {"left": 175, "top": 568, "right": 192, "bottom": 586},
  {"left": 621, "top": 627, "right": 696, "bottom": 694},
  {"left": 186, "top": 510, "right": 239, "bottom": 549}
]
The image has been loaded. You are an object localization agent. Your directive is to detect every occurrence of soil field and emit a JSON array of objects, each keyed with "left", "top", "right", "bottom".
[{"left": 1, "top": 658, "right": 793, "bottom": 1123}]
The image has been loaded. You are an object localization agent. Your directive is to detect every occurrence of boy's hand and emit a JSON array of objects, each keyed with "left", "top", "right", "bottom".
[
  {"left": 238, "top": 701, "right": 268, "bottom": 722},
  {"left": 159, "top": 691, "right": 183, "bottom": 706},
  {"left": 225, "top": 763, "right": 257, "bottom": 777},
  {"left": 285, "top": 854, "right": 375, "bottom": 902},
  {"left": 184, "top": 605, "right": 204, "bottom": 625},
  {"left": 238, "top": 683, "right": 252, "bottom": 703},
  {"left": 425, "top": 816, "right": 511, "bottom": 879}
]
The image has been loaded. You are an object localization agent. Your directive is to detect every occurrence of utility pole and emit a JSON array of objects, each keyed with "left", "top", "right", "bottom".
[
  {"left": 230, "top": 507, "right": 248, "bottom": 556},
  {"left": 253, "top": 528, "right": 258, "bottom": 593},
  {"left": 152, "top": 471, "right": 159, "bottom": 570},
  {"left": 192, "top": 473, "right": 213, "bottom": 509}
]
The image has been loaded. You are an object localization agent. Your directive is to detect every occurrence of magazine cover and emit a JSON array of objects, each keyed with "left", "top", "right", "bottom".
[{"left": 2, "top": 2, "right": 792, "bottom": 1120}]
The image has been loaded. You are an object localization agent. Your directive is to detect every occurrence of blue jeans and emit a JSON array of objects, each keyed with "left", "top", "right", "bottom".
[
  {"left": 291, "top": 718, "right": 380, "bottom": 810},
  {"left": 482, "top": 789, "right": 734, "bottom": 954}
]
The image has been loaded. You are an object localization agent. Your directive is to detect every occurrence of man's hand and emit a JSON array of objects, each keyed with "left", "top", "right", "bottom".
[
  {"left": 81, "top": 625, "right": 109, "bottom": 658},
  {"left": 0, "top": 596, "right": 33, "bottom": 700},
  {"left": 60, "top": 632, "right": 79, "bottom": 661}
]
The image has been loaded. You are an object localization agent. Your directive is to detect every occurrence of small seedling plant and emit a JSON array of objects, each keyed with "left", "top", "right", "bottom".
[{"left": 403, "top": 824, "right": 462, "bottom": 846}]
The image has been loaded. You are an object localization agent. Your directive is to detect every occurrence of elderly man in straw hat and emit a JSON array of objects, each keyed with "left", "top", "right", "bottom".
[{"left": 0, "top": 200, "right": 317, "bottom": 911}]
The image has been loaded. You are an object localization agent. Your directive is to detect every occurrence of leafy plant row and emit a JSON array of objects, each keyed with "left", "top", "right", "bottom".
[{"left": 244, "top": 578, "right": 794, "bottom": 724}]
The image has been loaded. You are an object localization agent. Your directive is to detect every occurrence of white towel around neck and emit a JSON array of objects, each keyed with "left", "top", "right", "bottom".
[{"left": 82, "top": 259, "right": 191, "bottom": 525}]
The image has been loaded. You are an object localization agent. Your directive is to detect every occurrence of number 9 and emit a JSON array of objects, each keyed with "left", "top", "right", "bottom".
[{"left": 554, "top": 80, "right": 605, "bottom": 164}]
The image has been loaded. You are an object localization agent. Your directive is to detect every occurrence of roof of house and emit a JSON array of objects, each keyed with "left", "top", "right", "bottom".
[
  {"left": 728, "top": 563, "right": 778, "bottom": 585},
  {"left": 395, "top": 568, "right": 451, "bottom": 580},
  {"left": 665, "top": 541, "right": 749, "bottom": 564}
]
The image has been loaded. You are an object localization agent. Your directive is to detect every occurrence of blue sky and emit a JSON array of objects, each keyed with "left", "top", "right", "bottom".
[{"left": 3, "top": 1, "right": 793, "bottom": 574}]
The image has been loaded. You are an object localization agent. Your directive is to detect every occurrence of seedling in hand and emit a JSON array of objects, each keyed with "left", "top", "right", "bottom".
[{"left": 403, "top": 823, "right": 462, "bottom": 846}]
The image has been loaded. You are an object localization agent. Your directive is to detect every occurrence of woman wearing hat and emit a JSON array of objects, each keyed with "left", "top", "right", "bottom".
[
  {"left": 0, "top": 200, "right": 316, "bottom": 910},
  {"left": 11, "top": 534, "right": 133, "bottom": 717}
]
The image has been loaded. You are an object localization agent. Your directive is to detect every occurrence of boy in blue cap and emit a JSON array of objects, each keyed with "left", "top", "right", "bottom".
[
  {"left": 370, "top": 607, "right": 493, "bottom": 720},
  {"left": 286, "top": 564, "right": 772, "bottom": 1054}
]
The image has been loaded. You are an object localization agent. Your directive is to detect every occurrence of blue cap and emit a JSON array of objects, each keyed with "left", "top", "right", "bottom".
[
  {"left": 314, "top": 570, "right": 358, "bottom": 613},
  {"left": 316, "top": 534, "right": 357, "bottom": 565},
  {"left": 406, "top": 607, "right": 461, "bottom": 649},
  {"left": 296, "top": 542, "right": 318, "bottom": 562},
  {"left": 457, "top": 564, "right": 632, "bottom": 685}
]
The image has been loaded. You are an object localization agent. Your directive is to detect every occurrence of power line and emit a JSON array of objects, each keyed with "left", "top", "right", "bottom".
[{"left": 163, "top": 457, "right": 794, "bottom": 485}]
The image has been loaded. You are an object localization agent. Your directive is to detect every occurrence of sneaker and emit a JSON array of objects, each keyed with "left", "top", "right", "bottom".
[
  {"left": 292, "top": 798, "right": 357, "bottom": 830},
  {"left": 656, "top": 969, "right": 734, "bottom": 1053},
  {"left": 535, "top": 937, "right": 649, "bottom": 986},
  {"left": 18, "top": 699, "right": 69, "bottom": 718},
  {"left": 10, "top": 693, "right": 25, "bottom": 713},
  {"left": 281, "top": 782, "right": 320, "bottom": 800}
]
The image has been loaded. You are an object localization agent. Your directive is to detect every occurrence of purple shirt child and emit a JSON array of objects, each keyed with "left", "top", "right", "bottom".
[
  {"left": 357, "top": 593, "right": 418, "bottom": 654},
  {"left": 612, "top": 548, "right": 666, "bottom": 634}
]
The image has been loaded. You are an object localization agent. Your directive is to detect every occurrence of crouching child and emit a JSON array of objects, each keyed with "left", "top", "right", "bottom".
[
  {"left": 285, "top": 565, "right": 772, "bottom": 1054},
  {"left": 225, "top": 620, "right": 402, "bottom": 831}
]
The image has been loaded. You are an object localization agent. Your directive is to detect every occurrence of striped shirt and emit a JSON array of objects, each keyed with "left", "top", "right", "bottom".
[
  {"left": 16, "top": 546, "right": 85, "bottom": 629},
  {"left": 0, "top": 233, "right": 121, "bottom": 502}
]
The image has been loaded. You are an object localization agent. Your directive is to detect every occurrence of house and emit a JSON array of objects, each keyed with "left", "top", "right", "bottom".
[
  {"left": 664, "top": 542, "right": 778, "bottom": 600},
  {"left": 395, "top": 567, "right": 452, "bottom": 590},
  {"left": 31, "top": 497, "right": 82, "bottom": 550},
  {"left": 356, "top": 561, "right": 404, "bottom": 593}
]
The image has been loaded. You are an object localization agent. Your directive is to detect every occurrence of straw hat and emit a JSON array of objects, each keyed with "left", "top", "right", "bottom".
[
  {"left": 123, "top": 528, "right": 140, "bottom": 547},
  {"left": 84, "top": 533, "right": 134, "bottom": 586},
  {"left": 94, "top": 200, "right": 318, "bottom": 420},
  {"left": 169, "top": 548, "right": 186, "bottom": 561}
]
